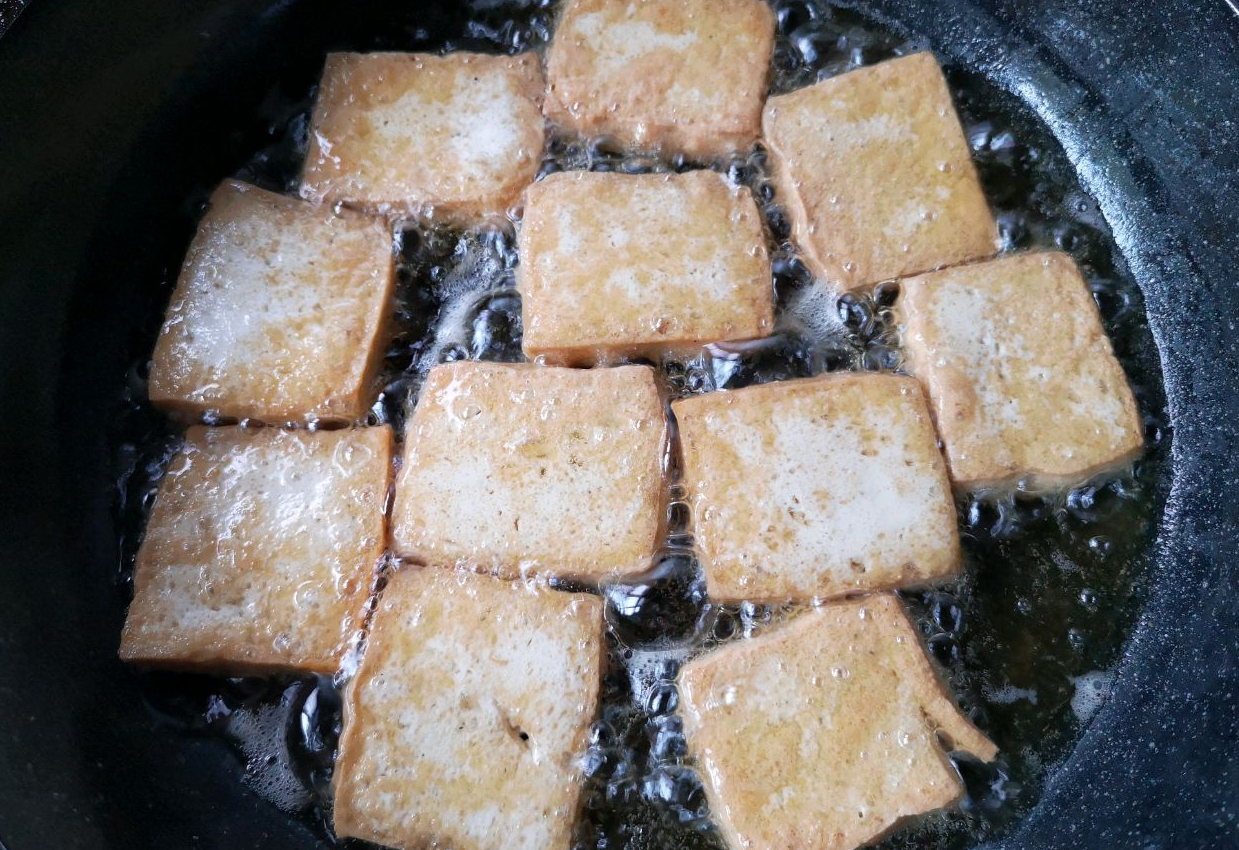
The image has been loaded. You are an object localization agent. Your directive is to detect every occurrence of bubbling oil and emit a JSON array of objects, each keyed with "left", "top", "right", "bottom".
[{"left": 111, "top": 1, "right": 1169, "bottom": 849}]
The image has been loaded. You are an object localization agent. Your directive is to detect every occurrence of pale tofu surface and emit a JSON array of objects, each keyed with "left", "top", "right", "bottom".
[
  {"left": 673, "top": 373, "right": 960, "bottom": 602},
  {"left": 333, "top": 567, "right": 602, "bottom": 850},
  {"left": 390, "top": 361, "right": 667, "bottom": 580},
  {"left": 301, "top": 51, "right": 545, "bottom": 219},
  {"left": 680, "top": 594, "right": 997, "bottom": 850},
  {"left": 119, "top": 425, "right": 392, "bottom": 674},
  {"left": 763, "top": 52, "right": 998, "bottom": 290},
  {"left": 148, "top": 180, "right": 395, "bottom": 424},
  {"left": 545, "top": 0, "right": 775, "bottom": 159},
  {"left": 898, "top": 251, "right": 1144, "bottom": 489},
  {"left": 518, "top": 170, "right": 774, "bottom": 364}
]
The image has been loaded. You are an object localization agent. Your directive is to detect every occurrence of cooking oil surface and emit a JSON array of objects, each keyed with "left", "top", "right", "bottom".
[{"left": 110, "top": 1, "right": 1169, "bottom": 848}]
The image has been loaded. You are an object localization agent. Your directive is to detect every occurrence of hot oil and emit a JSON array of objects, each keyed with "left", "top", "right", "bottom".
[{"left": 110, "top": 1, "right": 1170, "bottom": 848}]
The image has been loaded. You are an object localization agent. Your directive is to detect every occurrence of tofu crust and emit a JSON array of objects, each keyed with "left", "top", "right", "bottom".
[
  {"left": 763, "top": 52, "right": 998, "bottom": 290},
  {"left": 673, "top": 373, "right": 961, "bottom": 602},
  {"left": 680, "top": 594, "right": 996, "bottom": 850},
  {"left": 545, "top": 0, "right": 775, "bottom": 160},
  {"left": 148, "top": 180, "right": 396, "bottom": 425},
  {"left": 518, "top": 170, "right": 774, "bottom": 365},
  {"left": 333, "top": 567, "right": 603, "bottom": 850},
  {"left": 390, "top": 361, "right": 668, "bottom": 581},
  {"left": 897, "top": 250, "right": 1144, "bottom": 489},
  {"left": 301, "top": 51, "right": 545, "bottom": 220},
  {"left": 119, "top": 425, "right": 393, "bottom": 675}
]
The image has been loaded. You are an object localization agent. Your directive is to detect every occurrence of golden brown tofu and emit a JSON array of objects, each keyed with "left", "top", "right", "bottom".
[
  {"left": 680, "top": 594, "right": 997, "bottom": 850},
  {"left": 673, "top": 373, "right": 960, "bottom": 602},
  {"left": 301, "top": 52, "right": 545, "bottom": 220},
  {"left": 390, "top": 361, "right": 667, "bottom": 581},
  {"left": 148, "top": 180, "right": 395, "bottom": 425},
  {"left": 897, "top": 250, "right": 1144, "bottom": 489},
  {"left": 119, "top": 425, "right": 392, "bottom": 674},
  {"left": 333, "top": 567, "right": 603, "bottom": 850},
  {"left": 545, "top": 0, "right": 775, "bottom": 160},
  {"left": 518, "top": 170, "right": 774, "bottom": 365},
  {"left": 763, "top": 52, "right": 998, "bottom": 290}
]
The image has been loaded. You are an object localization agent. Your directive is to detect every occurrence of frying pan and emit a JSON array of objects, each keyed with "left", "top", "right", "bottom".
[{"left": 1, "top": 1, "right": 1237, "bottom": 848}]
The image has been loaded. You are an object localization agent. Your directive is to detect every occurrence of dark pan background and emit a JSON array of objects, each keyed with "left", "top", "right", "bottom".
[{"left": 0, "top": 1, "right": 1237, "bottom": 849}]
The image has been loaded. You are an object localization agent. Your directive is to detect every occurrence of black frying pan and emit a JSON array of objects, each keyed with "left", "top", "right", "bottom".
[{"left": 1, "top": 1, "right": 1237, "bottom": 849}]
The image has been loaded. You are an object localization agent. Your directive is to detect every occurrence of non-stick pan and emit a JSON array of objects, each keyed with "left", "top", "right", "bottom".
[{"left": 0, "top": 1, "right": 1236, "bottom": 849}]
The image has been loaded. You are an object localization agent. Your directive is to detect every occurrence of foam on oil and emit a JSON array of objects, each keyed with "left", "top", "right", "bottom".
[{"left": 110, "top": 1, "right": 1170, "bottom": 849}]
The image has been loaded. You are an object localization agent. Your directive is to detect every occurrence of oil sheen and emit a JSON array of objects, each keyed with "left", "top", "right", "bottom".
[{"left": 110, "top": 1, "right": 1170, "bottom": 849}]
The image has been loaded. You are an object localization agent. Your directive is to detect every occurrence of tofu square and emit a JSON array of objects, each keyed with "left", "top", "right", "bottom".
[
  {"left": 673, "top": 373, "right": 959, "bottom": 602},
  {"left": 333, "top": 567, "right": 603, "bottom": 850},
  {"left": 680, "top": 594, "right": 997, "bottom": 850},
  {"left": 119, "top": 425, "right": 392, "bottom": 674},
  {"left": 391, "top": 361, "right": 667, "bottom": 580},
  {"left": 148, "top": 180, "right": 395, "bottom": 425},
  {"left": 518, "top": 170, "right": 774, "bottom": 365},
  {"left": 301, "top": 52, "right": 545, "bottom": 220},
  {"left": 897, "top": 251, "right": 1144, "bottom": 489},
  {"left": 763, "top": 52, "right": 998, "bottom": 291},
  {"left": 545, "top": 0, "right": 775, "bottom": 160}
]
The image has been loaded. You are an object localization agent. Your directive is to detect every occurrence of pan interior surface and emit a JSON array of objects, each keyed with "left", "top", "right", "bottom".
[{"left": 0, "top": 1, "right": 1235, "bottom": 850}]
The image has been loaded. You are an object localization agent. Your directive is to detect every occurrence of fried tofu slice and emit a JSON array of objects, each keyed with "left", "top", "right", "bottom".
[
  {"left": 673, "top": 373, "right": 960, "bottom": 602},
  {"left": 545, "top": 0, "right": 775, "bottom": 160},
  {"left": 333, "top": 567, "right": 603, "bottom": 850},
  {"left": 119, "top": 425, "right": 392, "bottom": 674},
  {"left": 680, "top": 594, "right": 997, "bottom": 850},
  {"left": 518, "top": 171, "right": 774, "bottom": 365},
  {"left": 897, "top": 251, "right": 1143, "bottom": 489},
  {"left": 390, "top": 361, "right": 667, "bottom": 580},
  {"left": 763, "top": 52, "right": 998, "bottom": 290},
  {"left": 301, "top": 52, "right": 545, "bottom": 220},
  {"left": 148, "top": 180, "right": 395, "bottom": 425}
]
